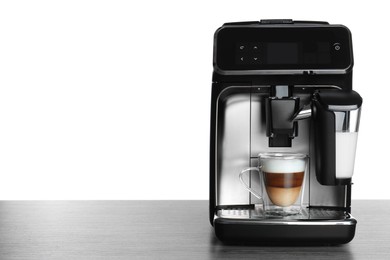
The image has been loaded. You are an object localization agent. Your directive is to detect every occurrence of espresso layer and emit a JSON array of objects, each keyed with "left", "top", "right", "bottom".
[{"left": 264, "top": 171, "right": 304, "bottom": 188}]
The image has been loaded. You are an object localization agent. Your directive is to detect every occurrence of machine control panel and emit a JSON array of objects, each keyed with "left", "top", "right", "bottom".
[
  {"left": 235, "top": 42, "right": 332, "bottom": 65},
  {"left": 215, "top": 26, "right": 352, "bottom": 73}
]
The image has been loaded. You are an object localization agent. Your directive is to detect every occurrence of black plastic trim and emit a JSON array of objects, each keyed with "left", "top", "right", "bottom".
[
  {"left": 313, "top": 98, "right": 337, "bottom": 185},
  {"left": 214, "top": 217, "right": 356, "bottom": 245}
]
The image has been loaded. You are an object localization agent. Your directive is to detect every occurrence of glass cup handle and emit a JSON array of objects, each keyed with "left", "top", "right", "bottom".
[{"left": 239, "top": 167, "right": 262, "bottom": 200}]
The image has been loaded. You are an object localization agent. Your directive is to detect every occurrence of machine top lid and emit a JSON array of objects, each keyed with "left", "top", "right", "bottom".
[{"left": 223, "top": 19, "right": 329, "bottom": 26}]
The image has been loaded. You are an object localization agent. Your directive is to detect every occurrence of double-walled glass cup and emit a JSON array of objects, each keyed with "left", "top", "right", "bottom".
[{"left": 239, "top": 153, "right": 308, "bottom": 216}]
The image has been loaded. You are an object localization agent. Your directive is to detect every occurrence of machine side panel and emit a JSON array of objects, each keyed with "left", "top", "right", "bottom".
[{"left": 216, "top": 90, "right": 251, "bottom": 206}]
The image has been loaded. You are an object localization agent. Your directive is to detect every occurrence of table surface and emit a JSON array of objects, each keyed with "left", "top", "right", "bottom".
[{"left": 0, "top": 200, "right": 389, "bottom": 259}]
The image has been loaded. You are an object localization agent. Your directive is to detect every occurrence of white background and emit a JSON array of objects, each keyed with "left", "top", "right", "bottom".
[{"left": 0, "top": 0, "right": 389, "bottom": 199}]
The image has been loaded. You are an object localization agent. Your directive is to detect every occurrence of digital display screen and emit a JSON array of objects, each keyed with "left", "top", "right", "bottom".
[{"left": 267, "top": 43, "right": 298, "bottom": 64}]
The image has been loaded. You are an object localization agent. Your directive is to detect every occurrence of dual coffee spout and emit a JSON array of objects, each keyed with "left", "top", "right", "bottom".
[{"left": 265, "top": 85, "right": 299, "bottom": 147}]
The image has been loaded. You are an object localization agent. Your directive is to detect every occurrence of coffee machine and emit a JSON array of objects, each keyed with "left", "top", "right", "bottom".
[{"left": 209, "top": 20, "right": 362, "bottom": 244}]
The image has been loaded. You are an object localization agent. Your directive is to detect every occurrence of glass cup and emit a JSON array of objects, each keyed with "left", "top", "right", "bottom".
[{"left": 239, "top": 153, "right": 308, "bottom": 216}]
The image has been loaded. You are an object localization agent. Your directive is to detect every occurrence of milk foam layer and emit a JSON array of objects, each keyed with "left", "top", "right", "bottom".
[{"left": 261, "top": 159, "right": 306, "bottom": 173}]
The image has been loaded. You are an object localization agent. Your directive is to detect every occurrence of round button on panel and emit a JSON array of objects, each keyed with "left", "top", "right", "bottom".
[
  {"left": 250, "top": 43, "right": 261, "bottom": 53},
  {"left": 237, "top": 43, "right": 247, "bottom": 52},
  {"left": 333, "top": 43, "right": 341, "bottom": 51}
]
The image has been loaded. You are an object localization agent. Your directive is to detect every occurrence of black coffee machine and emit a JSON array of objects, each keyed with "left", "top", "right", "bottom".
[{"left": 209, "top": 20, "right": 362, "bottom": 244}]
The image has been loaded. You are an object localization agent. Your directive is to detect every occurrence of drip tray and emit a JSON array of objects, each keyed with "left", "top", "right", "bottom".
[
  {"left": 213, "top": 205, "right": 357, "bottom": 244},
  {"left": 217, "top": 205, "right": 348, "bottom": 221}
]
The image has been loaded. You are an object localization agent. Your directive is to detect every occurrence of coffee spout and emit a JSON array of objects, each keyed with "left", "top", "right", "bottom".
[{"left": 291, "top": 103, "right": 312, "bottom": 121}]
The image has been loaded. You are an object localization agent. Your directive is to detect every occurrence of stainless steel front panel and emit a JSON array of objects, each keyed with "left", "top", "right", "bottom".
[{"left": 215, "top": 85, "right": 347, "bottom": 208}]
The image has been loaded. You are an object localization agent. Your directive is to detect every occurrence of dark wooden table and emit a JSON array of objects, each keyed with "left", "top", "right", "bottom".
[{"left": 0, "top": 200, "right": 388, "bottom": 259}]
